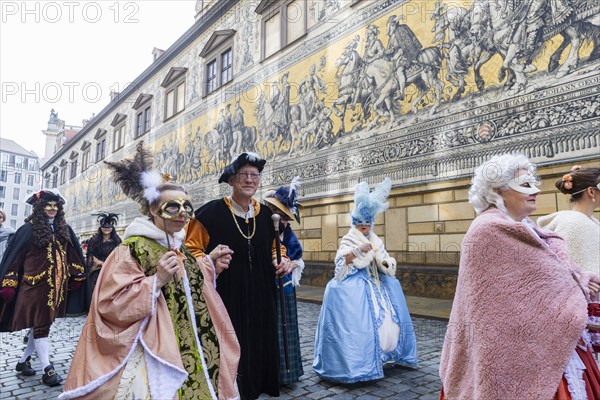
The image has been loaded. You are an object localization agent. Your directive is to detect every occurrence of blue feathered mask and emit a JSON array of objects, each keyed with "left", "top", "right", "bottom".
[
  {"left": 264, "top": 176, "right": 302, "bottom": 223},
  {"left": 350, "top": 178, "right": 392, "bottom": 226}
]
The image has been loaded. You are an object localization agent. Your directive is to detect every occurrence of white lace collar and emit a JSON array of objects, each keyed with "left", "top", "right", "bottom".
[{"left": 227, "top": 196, "right": 255, "bottom": 219}]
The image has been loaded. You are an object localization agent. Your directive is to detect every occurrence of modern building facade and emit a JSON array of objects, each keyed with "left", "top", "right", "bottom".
[
  {"left": 41, "top": 0, "right": 600, "bottom": 298},
  {"left": 0, "top": 138, "right": 42, "bottom": 229}
]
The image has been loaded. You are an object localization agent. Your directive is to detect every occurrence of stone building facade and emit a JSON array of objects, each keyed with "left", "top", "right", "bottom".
[
  {"left": 41, "top": 0, "right": 600, "bottom": 299},
  {"left": 0, "top": 139, "right": 41, "bottom": 229}
]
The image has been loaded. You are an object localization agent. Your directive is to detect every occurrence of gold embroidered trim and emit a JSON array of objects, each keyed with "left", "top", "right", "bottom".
[
  {"left": 71, "top": 264, "right": 85, "bottom": 274},
  {"left": 1, "top": 279, "right": 18, "bottom": 288},
  {"left": 45, "top": 239, "right": 68, "bottom": 310},
  {"left": 23, "top": 270, "right": 47, "bottom": 285}
]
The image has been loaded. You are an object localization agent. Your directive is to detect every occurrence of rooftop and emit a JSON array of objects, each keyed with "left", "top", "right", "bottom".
[{"left": 0, "top": 138, "right": 38, "bottom": 158}]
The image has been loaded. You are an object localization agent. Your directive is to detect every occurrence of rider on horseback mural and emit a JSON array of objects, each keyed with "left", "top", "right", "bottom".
[
  {"left": 363, "top": 25, "right": 386, "bottom": 63},
  {"left": 386, "top": 16, "right": 422, "bottom": 64},
  {"left": 385, "top": 15, "right": 423, "bottom": 100},
  {"left": 506, "top": 0, "right": 573, "bottom": 68}
]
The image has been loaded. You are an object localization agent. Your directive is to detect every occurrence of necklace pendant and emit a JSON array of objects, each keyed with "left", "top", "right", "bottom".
[{"left": 245, "top": 218, "right": 249, "bottom": 224}]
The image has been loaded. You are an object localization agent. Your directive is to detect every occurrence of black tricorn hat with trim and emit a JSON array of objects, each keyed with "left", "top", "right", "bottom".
[{"left": 26, "top": 189, "right": 66, "bottom": 205}]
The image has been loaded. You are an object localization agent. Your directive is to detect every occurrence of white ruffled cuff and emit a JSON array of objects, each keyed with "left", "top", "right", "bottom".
[{"left": 291, "top": 259, "right": 305, "bottom": 286}]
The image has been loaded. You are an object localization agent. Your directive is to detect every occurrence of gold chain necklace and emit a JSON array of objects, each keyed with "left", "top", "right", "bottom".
[{"left": 227, "top": 201, "right": 256, "bottom": 240}]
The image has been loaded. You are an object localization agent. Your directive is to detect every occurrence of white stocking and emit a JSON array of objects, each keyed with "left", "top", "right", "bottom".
[
  {"left": 34, "top": 337, "right": 50, "bottom": 368},
  {"left": 19, "top": 330, "right": 35, "bottom": 362}
]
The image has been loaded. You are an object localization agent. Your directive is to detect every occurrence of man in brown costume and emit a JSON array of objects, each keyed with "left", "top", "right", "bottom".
[{"left": 0, "top": 189, "right": 85, "bottom": 386}]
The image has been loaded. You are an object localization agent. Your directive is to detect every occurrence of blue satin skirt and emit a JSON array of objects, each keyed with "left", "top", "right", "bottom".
[{"left": 312, "top": 268, "right": 418, "bottom": 383}]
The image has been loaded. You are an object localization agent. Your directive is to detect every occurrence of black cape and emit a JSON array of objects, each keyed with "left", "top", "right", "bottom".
[{"left": 0, "top": 223, "right": 90, "bottom": 332}]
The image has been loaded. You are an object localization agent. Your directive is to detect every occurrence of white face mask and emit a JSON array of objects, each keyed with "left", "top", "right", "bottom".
[{"left": 507, "top": 173, "right": 541, "bottom": 195}]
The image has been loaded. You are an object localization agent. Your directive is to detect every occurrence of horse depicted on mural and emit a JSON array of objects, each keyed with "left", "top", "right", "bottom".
[
  {"left": 470, "top": 0, "right": 600, "bottom": 91},
  {"left": 254, "top": 73, "right": 296, "bottom": 158},
  {"left": 544, "top": 0, "right": 599, "bottom": 77},
  {"left": 180, "top": 126, "right": 203, "bottom": 183},
  {"left": 332, "top": 35, "right": 373, "bottom": 134},
  {"left": 230, "top": 99, "right": 259, "bottom": 156},
  {"left": 204, "top": 127, "right": 225, "bottom": 176},
  {"left": 385, "top": 17, "right": 444, "bottom": 117},
  {"left": 333, "top": 18, "right": 444, "bottom": 132}
]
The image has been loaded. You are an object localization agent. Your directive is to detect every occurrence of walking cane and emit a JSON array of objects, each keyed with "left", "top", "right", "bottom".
[
  {"left": 271, "top": 213, "right": 290, "bottom": 371},
  {"left": 162, "top": 219, "right": 178, "bottom": 287}
]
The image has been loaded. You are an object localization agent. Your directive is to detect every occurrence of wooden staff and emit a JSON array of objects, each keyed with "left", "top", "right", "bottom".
[
  {"left": 271, "top": 213, "right": 289, "bottom": 371},
  {"left": 162, "top": 219, "right": 178, "bottom": 286}
]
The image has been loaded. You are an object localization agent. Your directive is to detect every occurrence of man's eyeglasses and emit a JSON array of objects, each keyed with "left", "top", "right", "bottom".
[{"left": 237, "top": 172, "right": 261, "bottom": 181}]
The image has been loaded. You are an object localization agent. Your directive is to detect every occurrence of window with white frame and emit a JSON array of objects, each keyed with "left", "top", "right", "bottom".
[
  {"left": 206, "top": 60, "right": 217, "bottom": 94},
  {"left": 257, "top": 0, "right": 307, "bottom": 59},
  {"left": 0, "top": 170, "right": 7, "bottom": 182},
  {"left": 132, "top": 93, "right": 153, "bottom": 138},
  {"left": 110, "top": 113, "right": 126, "bottom": 151},
  {"left": 82, "top": 149, "right": 90, "bottom": 171},
  {"left": 59, "top": 162, "right": 68, "bottom": 185},
  {"left": 14, "top": 172, "right": 21, "bottom": 184},
  {"left": 161, "top": 67, "right": 187, "bottom": 120},
  {"left": 96, "top": 139, "right": 106, "bottom": 162},
  {"left": 51, "top": 168, "right": 58, "bottom": 188},
  {"left": 27, "top": 174, "right": 34, "bottom": 186},
  {"left": 0, "top": 186, "right": 5, "bottom": 198},
  {"left": 70, "top": 158, "right": 78, "bottom": 179},
  {"left": 113, "top": 125, "right": 125, "bottom": 151},
  {"left": 11, "top": 204, "right": 18, "bottom": 216},
  {"left": 9, "top": 220, "right": 15, "bottom": 229},
  {"left": 135, "top": 107, "right": 150, "bottom": 137},
  {"left": 94, "top": 129, "right": 107, "bottom": 162},
  {"left": 12, "top": 187, "right": 19, "bottom": 201},
  {"left": 221, "top": 48, "right": 233, "bottom": 85},
  {"left": 15, "top": 156, "right": 24, "bottom": 170},
  {"left": 0, "top": 202, "right": 4, "bottom": 209},
  {"left": 24, "top": 204, "right": 31, "bottom": 216},
  {"left": 80, "top": 141, "right": 91, "bottom": 172},
  {"left": 200, "top": 30, "right": 236, "bottom": 96},
  {"left": 27, "top": 158, "right": 36, "bottom": 171},
  {"left": 0, "top": 154, "right": 8, "bottom": 169}
]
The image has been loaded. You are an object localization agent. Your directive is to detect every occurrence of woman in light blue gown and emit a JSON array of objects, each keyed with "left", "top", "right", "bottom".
[{"left": 313, "top": 178, "right": 418, "bottom": 383}]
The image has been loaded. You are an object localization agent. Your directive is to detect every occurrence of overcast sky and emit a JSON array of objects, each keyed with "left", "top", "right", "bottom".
[{"left": 0, "top": 0, "right": 196, "bottom": 158}]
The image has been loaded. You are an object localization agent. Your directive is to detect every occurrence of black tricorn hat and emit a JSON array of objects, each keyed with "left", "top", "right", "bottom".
[
  {"left": 218, "top": 152, "right": 266, "bottom": 184},
  {"left": 26, "top": 189, "right": 66, "bottom": 205}
]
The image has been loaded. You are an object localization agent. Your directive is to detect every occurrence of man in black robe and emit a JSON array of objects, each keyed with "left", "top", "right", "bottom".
[{"left": 186, "top": 153, "right": 293, "bottom": 400}]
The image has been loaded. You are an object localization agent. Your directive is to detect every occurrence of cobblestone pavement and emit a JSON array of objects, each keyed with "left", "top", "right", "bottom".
[{"left": 0, "top": 302, "right": 447, "bottom": 399}]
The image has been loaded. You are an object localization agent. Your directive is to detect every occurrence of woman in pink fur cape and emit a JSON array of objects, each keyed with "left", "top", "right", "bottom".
[{"left": 439, "top": 154, "right": 600, "bottom": 400}]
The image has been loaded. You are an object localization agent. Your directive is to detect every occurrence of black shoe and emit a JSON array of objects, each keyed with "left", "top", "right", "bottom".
[
  {"left": 15, "top": 356, "right": 36, "bottom": 376},
  {"left": 42, "top": 364, "right": 63, "bottom": 387}
]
